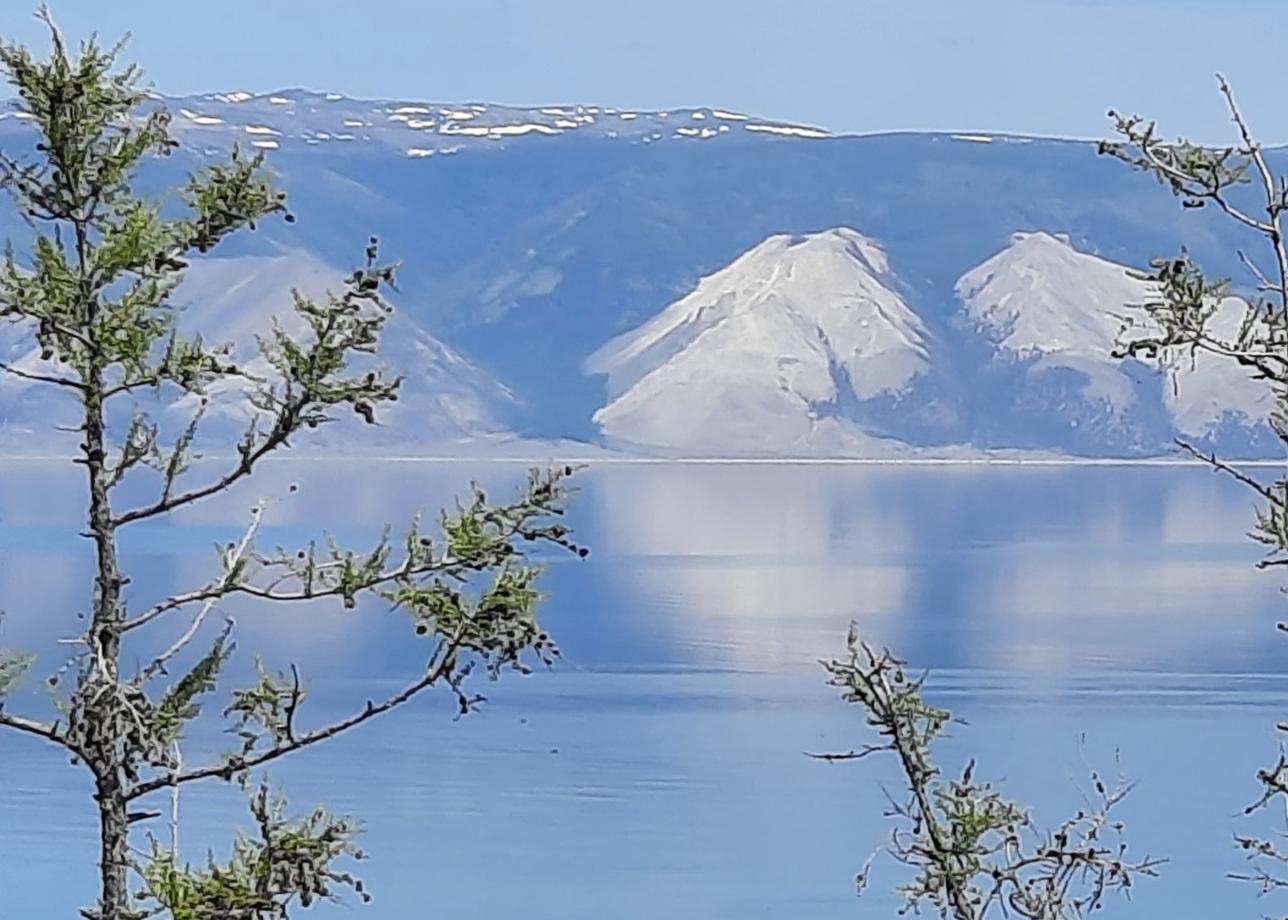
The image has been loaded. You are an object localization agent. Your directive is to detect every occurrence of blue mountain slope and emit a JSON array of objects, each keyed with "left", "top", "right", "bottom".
[
  {"left": 260, "top": 133, "right": 1263, "bottom": 444},
  {"left": 0, "top": 94, "right": 1279, "bottom": 457}
]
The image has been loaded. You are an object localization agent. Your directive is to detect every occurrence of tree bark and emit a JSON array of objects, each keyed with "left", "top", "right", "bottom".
[
  {"left": 78, "top": 214, "right": 129, "bottom": 917},
  {"left": 94, "top": 772, "right": 131, "bottom": 920},
  {"left": 86, "top": 389, "right": 130, "bottom": 920}
]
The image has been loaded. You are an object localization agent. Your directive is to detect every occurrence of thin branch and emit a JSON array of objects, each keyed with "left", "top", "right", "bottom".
[
  {"left": 1218, "top": 74, "right": 1288, "bottom": 310},
  {"left": 126, "top": 634, "right": 463, "bottom": 801},
  {"left": 1133, "top": 139, "right": 1273, "bottom": 234},
  {"left": 284, "top": 663, "right": 302, "bottom": 744},
  {"left": 0, "top": 360, "right": 86, "bottom": 389},
  {"left": 40, "top": 318, "right": 96, "bottom": 353},
  {"left": 100, "top": 364, "right": 262, "bottom": 402},
  {"left": 1219, "top": 75, "right": 1277, "bottom": 206},
  {"left": 805, "top": 746, "right": 883, "bottom": 762},
  {"left": 130, "top": 501, "right": 264, "bottom": 683},
  {"left": 111, "top": 410, "right": 296, "bottom": 529},
  {"left": 120, "top": 556, "right": 418, "bottom": 633},
  {"left": 122, "top": 490, "right": 550, "bottom": 633},
  {"left": 1174, "top": 438, "right": 1278, "bottom": 503},
  {"left": 168, "top": 740, "right": 181, "bottom": 857},
  {"left": 0, "top": 708, "right": 74, "bottom": 752},
  {"left": 112, "top": 456, "right": 259, "bottom": 529},
  {"left": 1238, "top": 249, "right": 1277, "bottom": 292}
]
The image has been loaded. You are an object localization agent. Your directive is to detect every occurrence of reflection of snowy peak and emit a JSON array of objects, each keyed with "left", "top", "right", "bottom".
[{"left": 585, "top": 228, "right": 931, "bottom": 453}]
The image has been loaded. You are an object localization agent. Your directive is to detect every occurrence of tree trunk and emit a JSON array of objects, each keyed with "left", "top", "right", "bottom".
[
  {"left": 83, "top": 351, "right": 129, "bottom": 919},
  {"left": 95, "top": 773, "right": 131, "bottom": 920}
]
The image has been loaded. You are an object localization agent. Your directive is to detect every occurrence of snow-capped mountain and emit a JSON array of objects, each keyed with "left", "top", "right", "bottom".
[
  {"left": 580, "top": 227, "right": 1278, "bottom": 458},
  {"left": 957, "top": 232, "right": 1275, "bottom": 453},
  {"left": 957, "top": 231, "right": 1151, "bottom": 432},
  {"left": 584, "top": 228, "right": 938, "bottom": 454},
  {"left": 1, "top": 88, "right": 1284, "bottom": 458},
  {"left": 959, "top": 231, "right": 1143, "bottom": 348}
]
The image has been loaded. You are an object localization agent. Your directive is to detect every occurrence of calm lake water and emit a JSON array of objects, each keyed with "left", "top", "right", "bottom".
[{"left": 2, "top": 459, "right": 1287, "bottom": 918}]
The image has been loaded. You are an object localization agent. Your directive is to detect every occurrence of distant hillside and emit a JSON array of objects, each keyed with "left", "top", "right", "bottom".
[{"left": 0, "top": 90, "right": 1280, "bottom": 458}]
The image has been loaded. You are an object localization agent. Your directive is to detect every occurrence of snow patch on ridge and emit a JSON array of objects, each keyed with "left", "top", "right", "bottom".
[
  {"left": 178, "top": 108, "right": 223, "bottom": 125},
  {"left": 744, "top": 123, "right": 829, "bottom": 139}
]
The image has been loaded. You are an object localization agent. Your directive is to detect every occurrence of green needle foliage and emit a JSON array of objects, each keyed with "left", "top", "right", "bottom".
[
  {"left": 1102, "top": 76, "right": 1288, "bottom": 902},
  {"left": 150, "top": 630, "right": 234, "bottom": 749},
  {"left": 815, "top": 625, "right": 1161, "bottom": 919},
  {"left": 0, "top": 10, "right": 586, "bottom": 920},
  {"left": 138, "top": 781, "right": 369, "bottom": 920}
]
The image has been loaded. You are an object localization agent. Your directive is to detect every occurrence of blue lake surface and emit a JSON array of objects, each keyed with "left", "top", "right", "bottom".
[{"left": 2, "top": 459, "right": 1287, "bottom": 918}]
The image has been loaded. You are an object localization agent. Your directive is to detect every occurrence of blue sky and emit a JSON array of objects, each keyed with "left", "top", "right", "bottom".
[{"left": 2, "top": 0, "right": 1284, "bottom": 142}]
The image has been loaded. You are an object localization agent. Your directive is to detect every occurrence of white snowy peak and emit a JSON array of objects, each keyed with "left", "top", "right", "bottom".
[
  {"left": 589, "top": 227, "right": 929, "bottom": 398},
  {"left": 584, "top": 227, "right": 931, "bottom": 452},
  {"left": 957, "top": 231, "right": 1273, "bottom": 436},
  {"left": 956, "top": 231, "right": 1152, "bottom": 360}
]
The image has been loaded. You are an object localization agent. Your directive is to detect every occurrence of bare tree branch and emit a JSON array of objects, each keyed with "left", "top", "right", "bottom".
[
  {"left": 129, "top": 501, "right": 265, "bottom": 683},
  {"left": 0, "top": 359, "right": 86, "bottom": 389},
  {"left": 1174, "top": 438, "right": 1278, "bottom": 503},
  {"left": 0, "top": 707, "right": 76, "bottom": 753},
  {"left": 1217, "top": 74, "right": 1288, "bottom": 308}
]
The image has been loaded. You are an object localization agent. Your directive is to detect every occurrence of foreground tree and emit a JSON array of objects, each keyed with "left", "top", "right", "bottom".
[
  {"left": 0, "top": 12, "right": 584, "bottom": 920},
  {"left": 814, "top": 625, "right": 1160, "bottom": 919},
  {"left": 1100, "top": 78, "right": 1288, "bottom": 903}
]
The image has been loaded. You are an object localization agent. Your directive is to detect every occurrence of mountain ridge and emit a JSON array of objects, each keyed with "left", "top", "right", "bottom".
[
  {"left": 148, "top": 89, "right": 1169, "bottom": 145},
  {"left": 0, "top": 99, "right": 1283, "bottom": 459}
]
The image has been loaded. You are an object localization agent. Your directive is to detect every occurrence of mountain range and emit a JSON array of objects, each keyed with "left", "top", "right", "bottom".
[{"left": 0, "top": 89, "right": 1282, "bottom": 459}]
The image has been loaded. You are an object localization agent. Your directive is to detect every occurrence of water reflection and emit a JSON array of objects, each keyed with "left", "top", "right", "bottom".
[{"left": 0, "top": 460, "right": 1285, "bottom": 918}]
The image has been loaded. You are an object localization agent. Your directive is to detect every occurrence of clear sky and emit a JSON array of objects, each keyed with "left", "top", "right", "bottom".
[{"left": 1, "top": 0, "right": 1283, "bottom": 143}]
